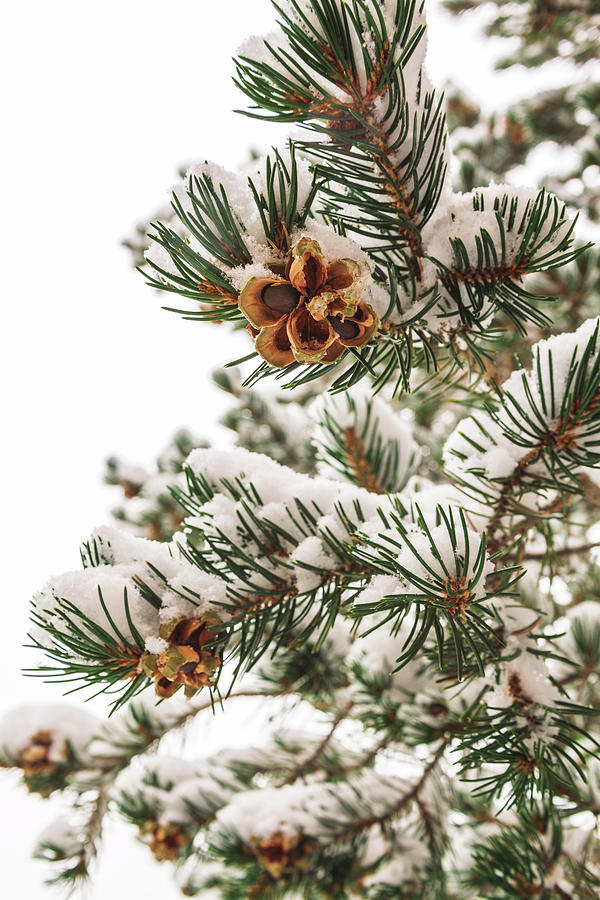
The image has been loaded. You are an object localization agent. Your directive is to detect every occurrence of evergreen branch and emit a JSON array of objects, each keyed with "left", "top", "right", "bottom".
[
  {"left": 33, "top": 784, "right": 109, "bottom": 887},
  {"left": 343, "top": 425, "right": 385, "bottom": 492},
  {"left": 430, "top": 190, "right": 587, "bottom": 332},
  {"left": 335, "top": 738, "right": 448, "bottom": 839},
  {"left": 92, "top": 688, "right": 287, "bottom": 772},
  {"left": 276, "top": 699, "right": 353, "bottom": 786},
  {"left": 522, "top": 540, "right": 600, "bottom": 561},
  {"left": 312, "top": 389, "right": 416, "bottom": 492},
  {"left": 235, "top": 0, "right": 447, "bottom": 268}
]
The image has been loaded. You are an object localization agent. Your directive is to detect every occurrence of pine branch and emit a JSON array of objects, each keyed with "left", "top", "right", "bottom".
[
  {"left": 276, "top": 699, "right": 353, "bottom": 786},
  {"left": 235, "top": 0, "right": 446, "bottom": 271},
  {"left": 522, "top": 540, "right": 600, "bottom": 562},
  {"left": 326, "top": 732, "right": 393, "bottom": 778},
  {"left": 335, "top": 738, "right": 447, "bottom": 838}
]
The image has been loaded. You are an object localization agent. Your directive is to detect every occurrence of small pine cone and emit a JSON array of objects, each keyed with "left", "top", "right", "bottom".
[
  {"left": 251, "top": 831, "right": 314, "bottom": 879},
  {"left": 139, "top": 615, "right": 223, "bottom": 699}
]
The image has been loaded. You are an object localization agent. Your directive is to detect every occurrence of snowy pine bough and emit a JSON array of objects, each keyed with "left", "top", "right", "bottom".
[
  {"left": 143, "top": 0, "right": 585, "bottom": 392},
  {"left": 4, "top": 1, "right": 600, "bottom": 897}
]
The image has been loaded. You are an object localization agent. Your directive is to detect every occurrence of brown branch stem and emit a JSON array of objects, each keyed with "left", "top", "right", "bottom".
[
  {"left": 277, "top": 699, "right": 354, "bottom": 787},
  {"left": 336, "top": 739, "right": 447, "bottom": 840},
  {"left": 343, "top": 427, "right": 384, "bottom": 493},
  {"left": 523, "top": 540, "right": 600, "bottom": 561}
]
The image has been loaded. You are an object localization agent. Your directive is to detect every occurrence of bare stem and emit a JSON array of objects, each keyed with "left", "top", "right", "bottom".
[{"left": 277, "top": 699, "right": 354, "bottom": 787}]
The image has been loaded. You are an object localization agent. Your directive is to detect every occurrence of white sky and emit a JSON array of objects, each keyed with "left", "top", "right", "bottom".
[{"left": 0, "top": 0, "right": 584, "bottom": 896}]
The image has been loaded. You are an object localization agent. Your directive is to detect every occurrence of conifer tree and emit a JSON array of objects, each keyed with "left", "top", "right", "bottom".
[
  {"left": 444, "top": 0, "right": 600, "bottom": 224},
  {"left": 3, "top": 1, "right": 600, "bottom": 897}
]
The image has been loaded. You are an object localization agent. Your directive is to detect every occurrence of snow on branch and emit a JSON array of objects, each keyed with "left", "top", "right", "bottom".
[
  {"left": 29, "top": 439, "right": 540, "bottom": 702},
  {"left": 0, "top": 704, "right": 98, "bottom": 796},
  {"left": 137, "top": 2, "right": 590, "bottom": 398},
  {"left": 209, "top": 762, "right": 442, "bottom": 887},
  {"left": 29, "top": 527, "right": 228, "bottom": 709},
  {"left": 310, "top": 387, "right": 416, "bottom": 492},
  {"left": 236, "top": 0, "right": 447, "bottom": 260},
  {"left": 114, "top": 753, "right": 246, "bottom": 862},
  {"left": 444, "top": 317, "right": 600, "bottom": 548},
  {"left": 145, "top": 144, "right": 318, "bottom": 318},
  {"left": 176, "top": 447, "right": 527, "bottom": 681},
  {"left": 424, "top": 187, "right": 584, "bottom": 331},
  {"left": 111, "top": 725, "right": 366, "bottom": 863},
  {"left": 349, "top": 505, "right": 512, "bottom": 678}
]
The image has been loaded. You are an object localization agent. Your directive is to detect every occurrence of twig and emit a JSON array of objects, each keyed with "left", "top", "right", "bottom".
[
  {"left": 523, "top": 540, "right": 600, "bottom": 561},
  {"left": 337, "top": 739, "right": 448, "bottom": 839},
  {"left": 277, "top": 699, "right": 353, "bottom": 787}
]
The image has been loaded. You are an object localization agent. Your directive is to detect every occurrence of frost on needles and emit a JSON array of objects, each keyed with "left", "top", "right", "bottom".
[{"left": 4, "top": 1, "right": 600, "bottom": 898}]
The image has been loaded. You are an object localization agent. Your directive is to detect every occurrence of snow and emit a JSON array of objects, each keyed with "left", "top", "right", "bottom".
[
  {"left": 0, "top": 704, "right": 99, "bottom": 764},
  {"left": 144, "top": 234, "right": 183, "bottom": 281},
  {"left": 88, "top": 692, "right": 209, "bottom": 760},
  {"left": 188, "top": 446, "right": 285, "bottom": 490},
  {"left": 525, "top": 316, "right": 600, "bottom": 425},
  {"left": 402, "top": 477, "right": 484, "bottom": 522},
  {"left": 423, "top": 185, "right": 575, "bottom": 271},
  {"left": 107, "top": 459, "right": 149, "bottom": 486},
  {"left": 567, "top": 599, "right": 600, "bottom": 628},
  {"left": 148, "top": 145, "right": 319, "bottom": 290},
  {"left": 85, "top": 526, "right": 177, "bottom": 572},
  {"left": 176, "top": 860, "right": 234, "bottom": 899},
  {"left": 551, "top": 599, "right": 600, "bottom": 679},
  {"left": 185, "top": 449, "right": 494, "bottom": 645},
  {"left": 366, "top": 281, "right": 394, "bottom": 319},
  {"left": 389, "top": 259, "right": 441, "bottom": 325},
  {"left": 364, "top": 835, "right": 429, "bottom": 888},
  {"left": 352, "top": 575, "right": 404, "bottom": 618},
  {"left": 159, "top": 540, "right": 228, "bottom": 620},
  {"left": 117, "top": 752, "right": 259, "bottom": 829},
  {"left": 34, "top": 817, "right": 84, "bottom": 857},
  {"left": 239, "top": 0, "right": 442, "bottom": 243},
  {"left": 424, "top": 186, "right": 527, "bottom": 266},
  {"left": 489, "top": 650, "right": 560, "bottom": 710},
  {"left": 186, "top": 447, "right": 351, "bottom": 540},
  {"left": 310, "top": 388, "right": 416, "bottom": 490},
  {"left": 368, "top": 72, "right": 449, "bottom": 227},
  {"left": 33, "top": 526, "right": 227, "bottom": 653},
  {"left": 350, "top": 605, "right": 432, "bottom": 699},
  {"left": 244, "top": 145, "right": 314, "bottom": 224},
  {"left": 421, "top": 186, "right": 577, "bottom": 331},
  {"left": 239, "top": 28, "right": 353, "bottom": 105},
  {"left": 393, "top": 521, "right": 494, "bottom": 603},
  {"left": 444, "top": 676, "right": 489, "bottom": 715},
  {"left": 215, "top": 770, "right": 410, "bottom": 844},
  {"left": 445, "top": 317, "right": 600, "bottom": 504},
  {"left": 227, "top": 261, "right": 280, "bottom": 292},
  {"left": 491, "top": 597, "right": 541, "bottom": 635},
  {"left": 577, "top": 757, "right": 600, "bottom": 810},
  {"left": 320, "top": 616, "right": 354, "bottom": 659},
  {"left": 120, "top": 755, "right": 198, "bottom": 791},
  {"left": 176, "top": 160, "right": 256, "bottom": 239},
  {"left": 290, "top": 221, "right": 370, "bottom": 268},
  {"left": 290, "top": 536, "right": 337, "bottom": 593},
  {"left": 215, "top": 783, "right": 314, "bottom": 842},
  {"left": 444, "top": 409, "right": 529, "bottom": 488},
  {"left": 144, "top": 636, "right": 169, "bottom": 654},
  {"left": 35, "top": 566, "right": 159, "bottom": 647}
]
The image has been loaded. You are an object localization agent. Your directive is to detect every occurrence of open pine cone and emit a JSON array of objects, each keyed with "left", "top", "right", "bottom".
[
  {"left": 138, "top": 616, "right": 222, "bottom": 698},
  {"left": 239, "top": 237, "right": 378, "bottom": 367}
]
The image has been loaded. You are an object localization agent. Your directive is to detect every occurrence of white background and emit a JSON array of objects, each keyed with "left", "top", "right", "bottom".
[{"left": 0, "top": 1, "right": 580, "bottom": 896}]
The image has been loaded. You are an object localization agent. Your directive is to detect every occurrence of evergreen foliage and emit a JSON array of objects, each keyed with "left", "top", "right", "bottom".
[{"left": 4, "top": 1, "right": 600, "bottom": 897}]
